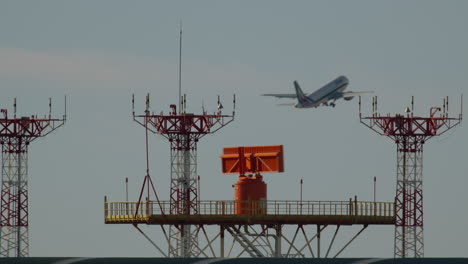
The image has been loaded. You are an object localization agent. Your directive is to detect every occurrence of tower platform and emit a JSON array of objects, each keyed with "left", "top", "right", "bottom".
[{"left": 105, "top": 200, "right": 395, "bottom": 226}]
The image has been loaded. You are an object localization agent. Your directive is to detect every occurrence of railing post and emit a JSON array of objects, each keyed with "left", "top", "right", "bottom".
[
  {"left": 104, "top": 196, "right": 108, "bottom": 218},
  {"left": 354, "top": 196, "right": 358, "bottom": 217},
  {"left": 146, "top": 198, "right": 149, "bottom": 217}
]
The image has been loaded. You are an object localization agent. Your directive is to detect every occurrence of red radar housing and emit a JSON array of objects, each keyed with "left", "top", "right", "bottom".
[{"left": 221, "top": 145, "right": 284, "bottom": 215}]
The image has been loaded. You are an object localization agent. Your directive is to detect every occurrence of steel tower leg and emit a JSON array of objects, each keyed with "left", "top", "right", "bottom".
[
  {"left": 168, "top": 134, "right": 199, "bottom": 257},
  {"left": 394, "top": 138, "right": 423, "bottom": 258},
  {"left": 0, "top": 139, "right": 29, "bottom": 257}
]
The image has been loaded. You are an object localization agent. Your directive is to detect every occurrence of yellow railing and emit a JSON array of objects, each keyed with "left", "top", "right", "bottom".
[{"left": 105, "top": 200, "right": 395, "bottom": 222}]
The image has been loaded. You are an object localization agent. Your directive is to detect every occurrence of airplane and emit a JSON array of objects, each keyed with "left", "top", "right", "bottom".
[{"left": 262, "top": 76, "right": 372, "bottom": 108}]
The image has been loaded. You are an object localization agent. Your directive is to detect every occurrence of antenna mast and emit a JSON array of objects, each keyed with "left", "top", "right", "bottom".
[
  {"left": 359, "top": 96, "right": 462, "bottom": 258},
  {"left": 0, "top": 98, "right": 66, "bottom": 257},
  {"left": 178, "top": 22, "right": 182, "bottom": 114}
]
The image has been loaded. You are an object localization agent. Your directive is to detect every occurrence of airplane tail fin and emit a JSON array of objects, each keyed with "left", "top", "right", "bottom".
[{"left": 294, "top": 81, "right": 312, "bottom": 105}]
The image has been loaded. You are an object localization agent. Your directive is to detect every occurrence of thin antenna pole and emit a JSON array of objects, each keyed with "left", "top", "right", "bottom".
[
  {"left": 375, "top": 96, "right": 378, "bottom": 113},
  {"left": 233, "top": 94, "right": 236, "bottom": 116},
  {"left": 126, "top": 177, "right": 129, "bottom": 202},
  {"left": 300, "top": 179, "right": 303, "bottom": 204},
  {"left": 143, "top": 93, "right": 151, "bottom": 198},
  {"left": 447, "top": 96, "right": 449, "bottom": 113},
  {"left": 446, "top": 96, "right": 449, "bottom": 117},
  {"left": 64, "top": 95, "right": 67, "bottom": 121},
  {"left": 145, "top": 112, "right": 150, "bottom": 198},
  {"left": 197, "top": 175, "right": 200, "bottom": 204},
  {"left": 132, "top": 94, "right": 135, "bottom": 118},
  {"left": 374, "top": 176, "right": 376, "bottom": 203},
  {"left": 49, "top": 97, "right": 52, "bottom": 118},
  {"left": 411, "top": 96, "right": 414, "bottom": 113},
  {"left": 358, "top": 96, "right": 361, "bottom": 116},
  {"left": 443, "top": 97, "right": 446, "bottom": 116},
  {"left": 372, "top": 96, "right": 375, "bottom": 115},
  {"left": 178, "top": 22, "right": 182, "bottom": 114}
]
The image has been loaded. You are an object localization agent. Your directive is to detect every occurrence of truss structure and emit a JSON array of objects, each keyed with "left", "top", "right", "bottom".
[
  {"left": 132, "top": 94, "right": 235, "bottom": 257},
  {"left": 0, "top": 98, "right": 65, "bottom": 257},
  {"left": 359, "top": 96, "right": 462, "bottom": 258},
  {"left": 105, "top": 198, "right": 395, "bottom": 258},
  {"left": 136, "top": 224, "right": 370, "bottom": 258},
  {"left": 106, "top": 94, "right": 402, "bottom": 258}
]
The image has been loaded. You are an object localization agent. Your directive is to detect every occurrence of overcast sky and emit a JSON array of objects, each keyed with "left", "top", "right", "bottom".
[{"left": 0, "top": 0, "right": 467, "bottom": 258}]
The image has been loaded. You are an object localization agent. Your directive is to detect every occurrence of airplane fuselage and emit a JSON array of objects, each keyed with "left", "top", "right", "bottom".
[
  {"left": 295, "top": 76, "right": 349, "bottom": 108},
  {"left": 262, "top": 75, "right": 371, "bottom": 108}
]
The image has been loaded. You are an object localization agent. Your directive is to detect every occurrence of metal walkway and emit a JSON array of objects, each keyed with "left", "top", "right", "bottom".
[{"left": 104, "top": 200, "right": 395, "bottom": 226}]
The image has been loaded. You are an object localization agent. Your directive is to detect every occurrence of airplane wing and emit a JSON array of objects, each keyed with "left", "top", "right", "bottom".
[
  {"left": 262, "top": 93, "right": 296, "bottom": 99},
  {"left": 341, "top": 91, "right": 374, "bottom": 97}
]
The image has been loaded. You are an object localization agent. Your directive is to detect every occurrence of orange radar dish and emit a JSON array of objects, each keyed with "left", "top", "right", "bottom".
[{"left": 221, "top": 145, "right": 284, "bottom": 174}]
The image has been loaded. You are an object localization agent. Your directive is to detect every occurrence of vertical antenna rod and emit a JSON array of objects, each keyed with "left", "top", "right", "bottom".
[
  {"left": 14, "top": 98, "right": 16, "bottom": 119},
  {"left": 64, "top": 95, "right": 67, "bottom": 121},
  {"left": 411, "top": 96, "right": 414, "bottom": 114},
  {"left": 178, "top": 22, "right": 183, "bottom": 114},
  {"left": 49, "top": 98, "right": 52, "bottom": 118}
]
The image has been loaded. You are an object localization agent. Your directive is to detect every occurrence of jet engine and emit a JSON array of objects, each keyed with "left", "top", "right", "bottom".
[{"left": 344, "top": 96, "right": 354, "bottom": 101}]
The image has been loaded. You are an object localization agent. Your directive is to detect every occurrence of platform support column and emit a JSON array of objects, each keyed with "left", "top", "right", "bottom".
[
  {"left": 220, "top": 226, "right": 225, "bottom": 258},
  {"left": 274, "top": 224, "right": 282, "bottom": 257},
  {"left": 317, "top": 225, "right": 321, "bottom": 258}
]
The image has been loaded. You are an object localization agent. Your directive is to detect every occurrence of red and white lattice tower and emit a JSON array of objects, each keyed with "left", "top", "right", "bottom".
[
  {"left": 0, "top": 98, "right": 65, "bottom": 257},
  {"left": 359, "top": 96, "right": 462, "bottom": 258},
  {"left": 133, "top": 94, "right": 234, "bottom": 257}
]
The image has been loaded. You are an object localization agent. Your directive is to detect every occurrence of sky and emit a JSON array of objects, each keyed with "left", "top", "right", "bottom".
[{"left": 0, "top": 0, "right": 467, "bottom": 258}]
